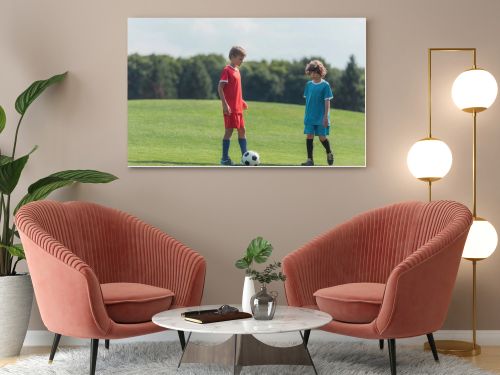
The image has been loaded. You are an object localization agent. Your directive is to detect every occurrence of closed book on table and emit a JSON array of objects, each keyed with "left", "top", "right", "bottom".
[{"left": 183, "top": 311, "right": 252, "bottom": 324}]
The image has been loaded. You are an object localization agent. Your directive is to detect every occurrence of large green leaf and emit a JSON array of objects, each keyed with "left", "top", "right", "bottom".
[
  {"left": 14, "top": 169, "right": 118, "bottom": 214},
  {"left": 28, "top": 169, "right": 117, "bottom": 193},
  {"left": 16, "top": 180, "right": 74, "bottom": 212},
  {"left": 51, "top": 170, "right": 117, "bottom": 183},
  {"left": 15, "top": 72, "right": 67, "bottom": 115},
  {"left": 0, "top": 152, "right": 32, "bottom": 194},
  {"left": 0, "top": 105, "right": 5, "bottom": 134}
]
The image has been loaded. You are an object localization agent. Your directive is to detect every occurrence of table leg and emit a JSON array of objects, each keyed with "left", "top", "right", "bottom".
[
  {"left": 300, "top": 331, "right": 318, "bottom": 375},
  {"left": 177, "top": 330, "right": 186, "bottom": 350},
  {"left": 177, "top": 332, "right": 192, "bottom": 368},
  {"left": 303, "top": 329, "right": 311, "bottom": 347},
  {"left": 233, "top": 334, "right": 241, "bottom": 375}
]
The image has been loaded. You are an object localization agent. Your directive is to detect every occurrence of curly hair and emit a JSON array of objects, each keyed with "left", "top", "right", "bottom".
[
  {"left": 305, "top": 60, "right": 327, "bottom": 78},
  {"left": 229, "top": 46, "right": 247, "bottom": 59}
]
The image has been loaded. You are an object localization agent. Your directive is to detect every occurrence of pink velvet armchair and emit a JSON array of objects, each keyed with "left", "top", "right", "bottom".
[
  {"left": 16, "top": 200, "right": 206, "bottom": 375},
  {"left": 283, "top": 200, "right": 472, "bottom": 375}
]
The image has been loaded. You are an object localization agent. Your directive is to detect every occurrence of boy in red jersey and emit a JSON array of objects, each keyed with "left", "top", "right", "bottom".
[{"left": 218, "top": 46, "right": 249, "bottom": 165}]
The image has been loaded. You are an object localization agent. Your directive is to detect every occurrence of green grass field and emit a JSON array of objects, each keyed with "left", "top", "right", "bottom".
[{"left": 128, "top": 99, "right": 365, "bottom": 166}]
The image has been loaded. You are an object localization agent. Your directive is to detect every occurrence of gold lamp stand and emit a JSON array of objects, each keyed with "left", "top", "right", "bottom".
[{"left": 422, "top": 48, "right": 492, "bottom": 357}]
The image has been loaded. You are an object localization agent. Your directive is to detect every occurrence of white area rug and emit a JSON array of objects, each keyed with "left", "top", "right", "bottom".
[{"left": 0, "top": 341, "right": 494, "bottom": 374}]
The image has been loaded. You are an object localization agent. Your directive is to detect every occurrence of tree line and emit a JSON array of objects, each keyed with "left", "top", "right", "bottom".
[{"left": 128, "top": 53, "right": 365, "bottom": 113}]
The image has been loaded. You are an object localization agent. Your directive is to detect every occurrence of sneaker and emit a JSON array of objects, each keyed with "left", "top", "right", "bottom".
[
  {"left": 327, "top": 152, "right": 334, "bottom": 166},
  {"left": 220, "top": 158, "right": 234, "bottom": 166},
  {"left": 301, "top": 159, "right": 314, "bottom": 166}
]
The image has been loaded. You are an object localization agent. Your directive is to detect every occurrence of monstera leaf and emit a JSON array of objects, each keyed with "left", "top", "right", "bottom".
[
  {"left": 246, "top": 236, "right": 273, "bottom": 263},
  {"left": 235, "top": 237, "right": 274, "bottom": 270}
]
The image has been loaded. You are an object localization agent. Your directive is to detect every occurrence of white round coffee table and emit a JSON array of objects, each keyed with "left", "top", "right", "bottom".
[{"left": 153, "top": 305, "right": 331, "bottom": 374}]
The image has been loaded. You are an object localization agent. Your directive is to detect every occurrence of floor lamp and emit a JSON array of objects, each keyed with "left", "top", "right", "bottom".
[
  {"left": 407, "top": 48, "right": 498, "bottom": 356},
  {"left": 451, "top": 56, "right": 498, "bottom": 356}
]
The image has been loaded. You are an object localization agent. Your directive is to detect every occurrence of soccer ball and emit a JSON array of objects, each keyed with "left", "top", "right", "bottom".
[{"left": 241, "top": 151, "right": 260, "bottom": 166}]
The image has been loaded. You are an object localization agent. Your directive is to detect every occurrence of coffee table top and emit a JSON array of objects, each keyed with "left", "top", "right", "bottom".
[{"left": 152, "top": 305, "right": 332, "bottom": 335}]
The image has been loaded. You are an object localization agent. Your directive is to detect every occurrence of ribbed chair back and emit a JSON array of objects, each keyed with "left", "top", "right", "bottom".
[{"left": 338, "top": 201, "right": 466, "bottom": 284}]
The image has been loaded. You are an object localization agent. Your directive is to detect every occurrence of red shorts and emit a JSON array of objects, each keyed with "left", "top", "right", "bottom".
[{"left": 224, "top": 113, "right": 245, "bottom": 129}]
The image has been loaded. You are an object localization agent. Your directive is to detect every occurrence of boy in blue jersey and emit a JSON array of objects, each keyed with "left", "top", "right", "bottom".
[{"left": 301, "top": 60, "right": 334, "bottom": 166}]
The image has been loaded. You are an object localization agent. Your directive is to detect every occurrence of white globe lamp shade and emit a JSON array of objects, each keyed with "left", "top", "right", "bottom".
[
  {"left": 462, "top": 218, "right": 498, "bottom": 259},
  {"left": 452, "top": 69, "right": 498, "bottom": 113},
  {"left": 407, "top": 138, "right": 453, "bottom": 181}
]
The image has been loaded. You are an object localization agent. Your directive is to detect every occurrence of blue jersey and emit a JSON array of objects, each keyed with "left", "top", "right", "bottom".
[{"left": 303, "top": 80, "right": 333, "bottom": 126}]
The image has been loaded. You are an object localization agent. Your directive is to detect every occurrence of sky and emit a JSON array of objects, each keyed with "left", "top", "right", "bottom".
[{"left": 128, "top": 18, "right": 366, "bottom": 69}]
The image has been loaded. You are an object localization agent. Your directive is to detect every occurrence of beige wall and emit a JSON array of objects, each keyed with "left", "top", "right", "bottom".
[{"left": 1, "top": 0, "right": 500, "bottom": 331}]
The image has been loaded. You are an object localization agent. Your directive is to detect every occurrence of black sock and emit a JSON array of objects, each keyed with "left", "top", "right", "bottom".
[
  {"left": 306, "top": 139, "right": 313, "bottom": 159},
  {"left": 320, "top": 138, "right": 332, "bottom": 154}
]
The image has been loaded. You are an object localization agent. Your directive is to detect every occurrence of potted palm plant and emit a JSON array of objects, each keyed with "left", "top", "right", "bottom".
[{"left": 0, "top": 72, "right": 117, "bottom": 358}]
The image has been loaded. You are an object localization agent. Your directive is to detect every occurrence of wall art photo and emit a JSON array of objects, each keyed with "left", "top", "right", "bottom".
[{"left": 128, "top": 18, "right": 366, "bottom": 167}]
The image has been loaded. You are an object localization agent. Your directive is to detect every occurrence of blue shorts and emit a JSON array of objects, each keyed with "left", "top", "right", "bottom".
[{"left": 304, "top": 124, "right": 330, "bottom": 136}]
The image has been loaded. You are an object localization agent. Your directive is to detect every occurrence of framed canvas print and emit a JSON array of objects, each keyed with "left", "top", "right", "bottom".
[{"left": 128, "top": 18, "right": 366, "bottom": 167}]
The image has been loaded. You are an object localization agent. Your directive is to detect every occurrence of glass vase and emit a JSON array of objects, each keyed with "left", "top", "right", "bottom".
[{"left": 250, "top": 285, "right": 278, "bottom": 320}]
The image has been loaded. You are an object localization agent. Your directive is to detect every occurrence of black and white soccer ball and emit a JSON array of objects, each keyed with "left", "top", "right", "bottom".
[{"left": 241, "top": 150, "right": 260, "bottom": 166}]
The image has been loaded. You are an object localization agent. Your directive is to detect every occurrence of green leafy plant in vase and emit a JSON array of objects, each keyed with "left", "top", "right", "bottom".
[
  {"left": 235, "top": 237, "right": 286, "bottom": 319},
  {"left": 0, "top": 72, "right": 117, "bottom": 358}
]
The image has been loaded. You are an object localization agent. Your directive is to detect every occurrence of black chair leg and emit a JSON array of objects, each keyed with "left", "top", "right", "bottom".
[
  {"left": 105, "top": 339, "right": 110, "bottom": 350},
  {"left": 426, "top": 333, "right": 439, "bottom": 362},
  {"left": 379, "top": 339, "right": 384, "bottom": 350},
  {"left": 303, "top": 329, "right": 311, "bottom": 347},
  {"left": 177, "top": 330, "right": 186, "bottom": 350},
  {"left": 48, "top": 333, "right": 62, "bottom": 363},
  {"left": 388, "top": 339, "right": 396, "bottom": 375},
  {"left": 90, "top": 339, "right": 99, "bottom": 375}
]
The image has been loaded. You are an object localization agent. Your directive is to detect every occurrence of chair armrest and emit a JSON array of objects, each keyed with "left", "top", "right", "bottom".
[
  {"left": 375, "top": 227, "right": 470, "bottom": 338},
  {"left": 18, "top": 230, "right": 111, "bottom": 339},
  {"left": 283, "top": 220, "right": 358, "bottom": 307},
  {"left": 125, "top": 219, "right": 206, "bottom": 307}
]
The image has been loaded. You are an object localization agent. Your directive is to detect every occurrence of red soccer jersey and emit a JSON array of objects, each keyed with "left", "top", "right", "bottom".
[{"left": 219, "top": 65, "right": 244, "bottom": 113}]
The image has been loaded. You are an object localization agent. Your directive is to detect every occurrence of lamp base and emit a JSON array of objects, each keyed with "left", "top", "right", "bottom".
[{"left": 424, "top": 340, "right": 481, "bottom": 357}]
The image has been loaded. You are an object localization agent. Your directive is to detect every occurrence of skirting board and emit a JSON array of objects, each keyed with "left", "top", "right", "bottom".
[{"left": 23, "top": 330, "right": 500, "bottom": 347}]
